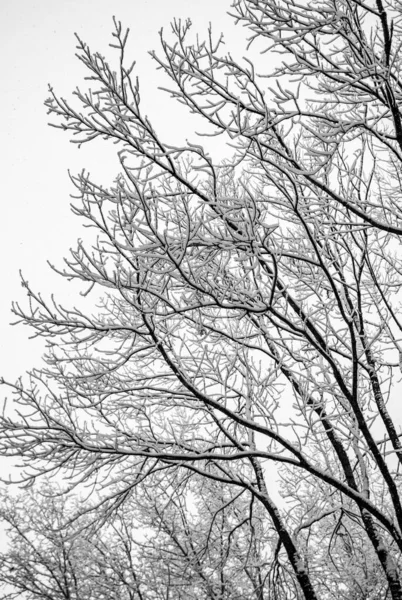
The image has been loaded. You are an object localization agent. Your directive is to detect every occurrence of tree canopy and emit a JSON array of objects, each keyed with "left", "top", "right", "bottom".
[{"left": 2, "top": 1, "right": 402, "bottom": 598}]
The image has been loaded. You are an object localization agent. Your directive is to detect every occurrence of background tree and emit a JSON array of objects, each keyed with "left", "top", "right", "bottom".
[
  {"left": 0, "top": 485, "right": 140, "bottom": 600},
  {"left": 129, "top": 470, "right": 278, "bottom": 600},
  {"left": 1, "top": 466, "right": 394, "bottom": 600},
  {"left": 0, "top": 474, "right": 279, "bottom": 600},
  {"left": 2, "top": 0, "right": 402, "bottom": 598}
]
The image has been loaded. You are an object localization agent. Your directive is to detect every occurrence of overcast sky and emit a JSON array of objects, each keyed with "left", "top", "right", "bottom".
[{"left": 0, "top": 0, "right": 248, "bottom": 380}]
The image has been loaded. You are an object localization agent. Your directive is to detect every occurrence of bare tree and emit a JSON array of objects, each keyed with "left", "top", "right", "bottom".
[
  {"left": 277, "top": 459, "right": 400, "bottom": 599},
  {"left": 127, "top": 470, "right": 277, "bottom": 600},
  {"left": 2, "top": 0, "right": 402, "bottom": 597},
  {"left": 0, "top": 485, "right": 141, "bottom": 600},
  {"left": 0, "top": 474, "right": 278, "bottom": 600}
]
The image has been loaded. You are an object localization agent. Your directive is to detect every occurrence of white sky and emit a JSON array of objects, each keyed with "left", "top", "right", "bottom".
[{"left": 0, "top": 0, "right": 247, "bottom": 380}]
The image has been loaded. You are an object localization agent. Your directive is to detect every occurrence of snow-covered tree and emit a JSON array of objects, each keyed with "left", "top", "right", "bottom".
[
  {"left": 2, "top": 1, "right": 402, "bottom": 597},
  {"left": 0, "top": 485, "right": 140, "bottom": 600},
  {"left": 0, "top": 474, "right": 276, "bottom": 600}
]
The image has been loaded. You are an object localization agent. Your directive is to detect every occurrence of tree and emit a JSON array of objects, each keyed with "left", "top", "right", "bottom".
[
  {"left": 0, "top": 474, "right": 277, "bottom": 600},
  {"left": 276, "top": 459, "right": 399, "bottom": 599},
  {"left": 127, "top": 469, "right": 278, "bottom": 600},
  {"left": 0, "top": 485, "right": 140, "bottom": 600},
  {"left": 2, "top": 0, "right": 402, "bottom": 597}
]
